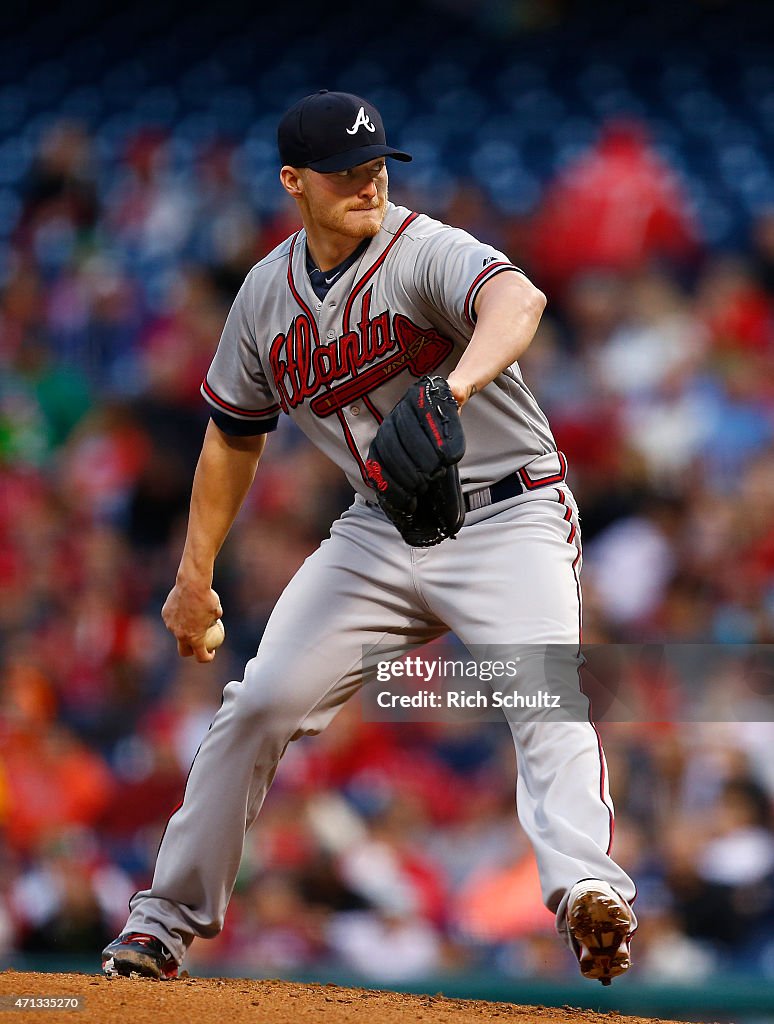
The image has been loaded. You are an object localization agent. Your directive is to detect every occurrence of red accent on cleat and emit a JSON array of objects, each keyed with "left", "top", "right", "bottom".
[{"left": 101, "top": 932, "right": 179, "bottom": 980}]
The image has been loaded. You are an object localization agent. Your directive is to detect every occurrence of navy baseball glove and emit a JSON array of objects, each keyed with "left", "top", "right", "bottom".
[{"left": 365, "top": 376, "right": 466, "bottom": 547}]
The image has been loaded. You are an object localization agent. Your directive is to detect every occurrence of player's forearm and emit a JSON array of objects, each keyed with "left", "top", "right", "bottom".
[
  {"left": 177, "top": 420, "right": 267, "bottom": 584},
  {"left": 447, "top": 273, "right": 546, "bottom": 408}
]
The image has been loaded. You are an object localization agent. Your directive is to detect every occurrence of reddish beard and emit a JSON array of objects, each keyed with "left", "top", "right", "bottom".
[{"left": 306, "top": 182, "right": 388, "bottom": 239}]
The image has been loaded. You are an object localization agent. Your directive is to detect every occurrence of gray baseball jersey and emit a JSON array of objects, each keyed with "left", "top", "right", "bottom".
[{"left": 201, "top": 202, "right": 565, "bottom": 496}]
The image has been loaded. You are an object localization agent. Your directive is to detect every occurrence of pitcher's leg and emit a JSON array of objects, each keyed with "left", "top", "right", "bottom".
[
  {"left": 421, "top": 489, "right": 636, "bottom": 918},
  {"left": 509, "top": 720, "right": 632, "bottom": 910},
  {"left": 119, "top": 504, "right": 441, "bottom": 966}
]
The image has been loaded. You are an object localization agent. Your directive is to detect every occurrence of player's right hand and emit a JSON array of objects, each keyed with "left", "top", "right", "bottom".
[{"left": 162, "top": 580, "right": 223, "bottom": 663}]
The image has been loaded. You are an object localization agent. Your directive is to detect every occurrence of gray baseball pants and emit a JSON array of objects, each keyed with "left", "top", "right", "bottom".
[{"left": 125, "top": 485, "right": 636, "bottom": 963}]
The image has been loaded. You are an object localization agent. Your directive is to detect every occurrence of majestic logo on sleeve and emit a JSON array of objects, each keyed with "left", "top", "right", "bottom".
[
  {"left": 346, "top": 107, "right": 376, "bottom": 135},
  {"left": 269, "top": 288, "right": 453, "bottom": 417}
]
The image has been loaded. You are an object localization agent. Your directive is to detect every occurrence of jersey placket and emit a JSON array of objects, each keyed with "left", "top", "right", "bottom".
[{"left": 293, "top": 235, "right": 376, "bottom": 483}]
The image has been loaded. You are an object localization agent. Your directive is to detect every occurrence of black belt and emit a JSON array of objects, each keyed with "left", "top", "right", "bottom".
[
  {"left": 463, "top": 470, "right": 524, "bottom": 513},
  {"left": 365, "top": 468, "right": 535, "bottom": 513}
]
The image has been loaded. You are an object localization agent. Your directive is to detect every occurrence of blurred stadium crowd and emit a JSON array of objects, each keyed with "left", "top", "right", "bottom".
[{"left": 2, "top": 0, "right": 774, "bottom": 989}]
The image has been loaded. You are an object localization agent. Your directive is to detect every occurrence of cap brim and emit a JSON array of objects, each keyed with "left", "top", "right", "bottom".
[{"left": 306, "top": 145, "right": 412, "bottom": 173}]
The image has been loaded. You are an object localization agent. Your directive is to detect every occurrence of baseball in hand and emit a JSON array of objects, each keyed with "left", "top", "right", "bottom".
[{"left": 204, "top": 619, "right": 225, "bottom": 652}]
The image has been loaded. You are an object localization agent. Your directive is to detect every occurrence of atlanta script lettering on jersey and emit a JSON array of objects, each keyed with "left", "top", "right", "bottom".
[{"left": 269, "top": 287, "right": 453, "bottom": 417}]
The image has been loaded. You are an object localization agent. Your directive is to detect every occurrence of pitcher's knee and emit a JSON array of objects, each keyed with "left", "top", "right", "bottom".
[{"left": 226, "top": 656, "right": 315, "bottom": 741}]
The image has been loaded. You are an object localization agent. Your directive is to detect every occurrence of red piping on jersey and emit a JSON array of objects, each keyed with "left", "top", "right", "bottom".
[
  {"left": 342, "top": 212, "right": 420, "bottom": 333},
  {"left": 287, "top": 232, "right": 322, "bottom": 345},
  {"left": 339, "top": 211, "right": 419, "bottom": 430},
  {"left": 201, "top": 376, "right": 281, "bottom": 418},
  {"left": 336, "top": 407, "right": 369, "bottom": 472},
  {"left": 287, "top": 231, "right": 372, "bottom": 482},
  {"left": 518, "top": 451, "right": 567, "bottom": 490},
  {"left": 361, "top": 394, "right": 383, "bottom": 423},
  {"left": 463, "top": 261, "right": 519, "bottom": 327}
]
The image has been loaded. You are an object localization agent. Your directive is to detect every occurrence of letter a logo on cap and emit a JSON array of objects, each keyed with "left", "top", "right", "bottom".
[{"left": 346, "top": 107, "right": 376, "bottom": 135}]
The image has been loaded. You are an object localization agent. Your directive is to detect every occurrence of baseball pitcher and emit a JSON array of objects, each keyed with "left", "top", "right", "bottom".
[{"left": 102, "top": 91, "right": 636, "bottom": 986}]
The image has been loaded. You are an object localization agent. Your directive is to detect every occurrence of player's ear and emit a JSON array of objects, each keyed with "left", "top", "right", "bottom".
[{"left": 280, "top": 166, "right": 304, "bottom": 197}]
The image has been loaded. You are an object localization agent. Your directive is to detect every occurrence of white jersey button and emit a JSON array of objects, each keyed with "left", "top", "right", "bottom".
[
  {"left": 350, "top": 405, "right": 360, "bottom": 415},
  {"left": 327, "top": 330, "right": 335, "bottom": 339},
  {"left": 315, "top": 301, "right": 322, "bottom": 310}
]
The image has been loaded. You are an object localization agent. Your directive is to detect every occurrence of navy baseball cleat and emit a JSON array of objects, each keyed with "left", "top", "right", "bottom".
[
  {"left": 101, "top": 932, "right": 179, "bottom": 979},
  {"left": 566, "top": 880, "right": 633, "bottom": 985}
]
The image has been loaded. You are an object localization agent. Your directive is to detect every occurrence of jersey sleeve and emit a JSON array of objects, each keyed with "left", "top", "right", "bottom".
[
  {"left": 412, "top": 225, "right": 525, "bottom": 334},
  {"left": 201, "top": 270, "right": 281, "bottom": 435}
]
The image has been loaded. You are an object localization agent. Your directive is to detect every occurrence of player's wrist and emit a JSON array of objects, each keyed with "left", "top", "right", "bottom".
[
  {"left": 176, "top": 559, "right": 215, "bottom": 589},
  {"left": 445, "top": 376, "right": 477, "bottom": 409}
]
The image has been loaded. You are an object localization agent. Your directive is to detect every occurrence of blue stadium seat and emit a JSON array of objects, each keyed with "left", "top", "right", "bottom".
[{"left": 0, "top": 1, "right": 770, "bottom": 252}]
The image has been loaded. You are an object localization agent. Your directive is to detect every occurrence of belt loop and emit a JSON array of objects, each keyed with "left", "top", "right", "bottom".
[
  {"left": 466, "top": 486, "right": 492, "bottom": 512},
  {"left": 464, "top": 470, "right": 523, "bottom": 513}
]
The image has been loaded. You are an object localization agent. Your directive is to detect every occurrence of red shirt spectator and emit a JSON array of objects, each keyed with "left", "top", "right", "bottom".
[{"left": 531, "top": 120, "right": 700, "bottom": 295}]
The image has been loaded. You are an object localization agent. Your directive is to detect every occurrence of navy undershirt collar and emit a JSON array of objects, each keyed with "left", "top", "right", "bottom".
[{"left": 306, "top": 238, "right": 370, "bottom": 301}]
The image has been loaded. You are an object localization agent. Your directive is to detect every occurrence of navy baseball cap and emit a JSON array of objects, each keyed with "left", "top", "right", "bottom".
[{"left": 278, "top": 90, "right": 412, "bottom": 173}]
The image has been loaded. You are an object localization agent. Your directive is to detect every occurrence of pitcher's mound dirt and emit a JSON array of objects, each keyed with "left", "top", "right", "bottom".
[{"left": 0, "top": 970, "right": 694, "bottom": 1024}]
